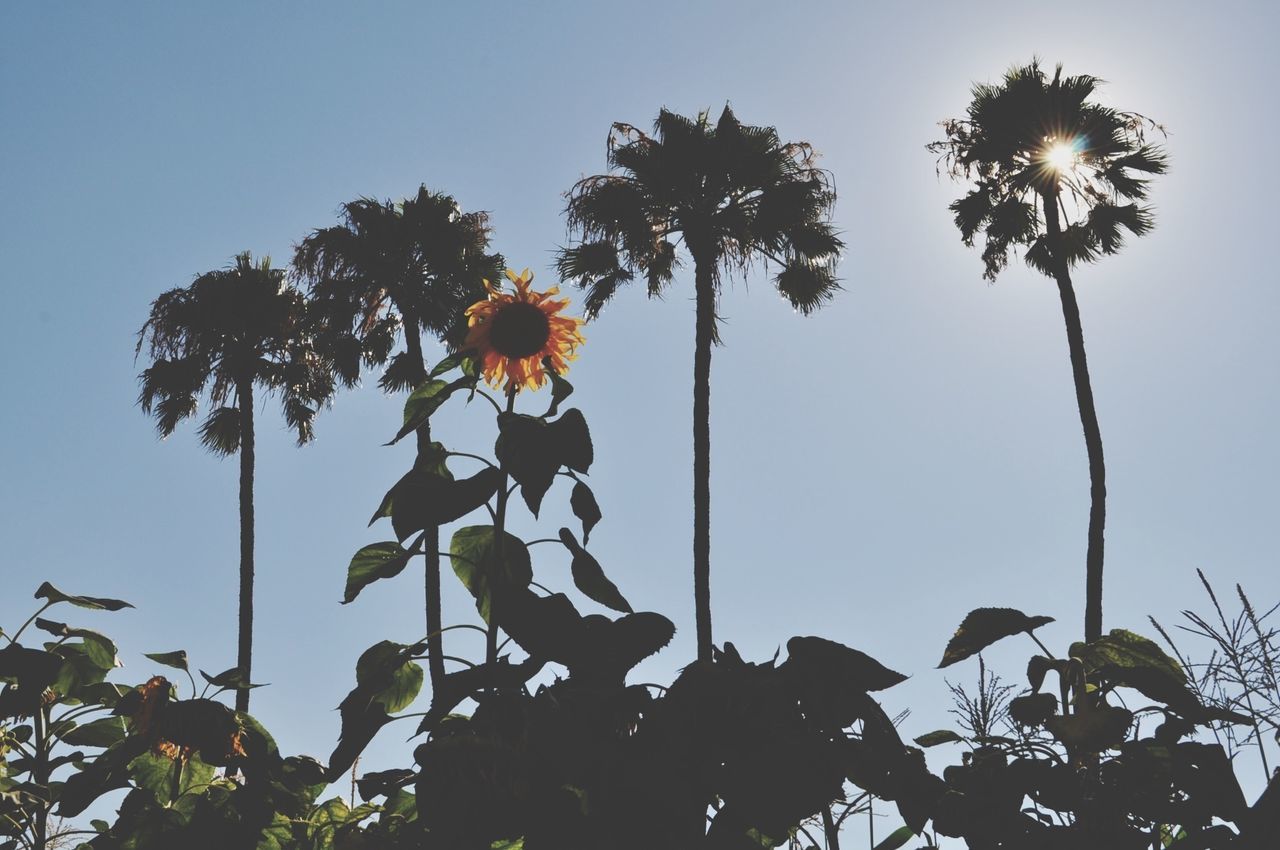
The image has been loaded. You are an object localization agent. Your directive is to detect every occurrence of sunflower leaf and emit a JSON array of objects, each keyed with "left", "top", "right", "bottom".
[
  {"left": 570, "top": 480, "right": 602, "bottom": 544},
  {"left": 559, "top": 527, "right": 631, "bottom": 614}
]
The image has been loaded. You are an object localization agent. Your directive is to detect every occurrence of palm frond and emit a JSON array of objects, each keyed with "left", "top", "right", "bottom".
[{"left": 198, "top": 406, "right": 242, "bottom": 456}]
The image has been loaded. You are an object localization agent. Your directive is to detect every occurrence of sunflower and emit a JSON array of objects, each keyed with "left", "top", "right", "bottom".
[{"left": 464, "top": 268, "right": 585, "bottom": 392}]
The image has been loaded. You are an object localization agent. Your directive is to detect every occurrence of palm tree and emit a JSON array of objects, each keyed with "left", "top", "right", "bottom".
[
  {"left": 929, "top": 60, "right": 1168, "bottom": 641},
  {"left": 558, "top": 107, "right": 842, "bottom": 662},
  {"left": 292, "top": 186, "right": 503, "bottom": 689},
  {"left": 137, "top": 252, "right": 334, "bottom": 713}
]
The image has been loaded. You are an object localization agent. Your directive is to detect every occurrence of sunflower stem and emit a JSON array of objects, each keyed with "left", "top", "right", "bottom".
[{"left": 486, "top": 385, "right": 517, "bottom": 687}]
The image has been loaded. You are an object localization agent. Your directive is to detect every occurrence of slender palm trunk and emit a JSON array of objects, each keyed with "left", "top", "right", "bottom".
[
  {"left": 236, "top": 378, "right": 255, "bottom": 714},
  {"left": 402, "top": 317, "right": 444, "bottom": 689},
  {"left": 1042, "top": 193, "right": 1107, "bottom": 642},
  {"left": 692, "top": 261, "right": 714, "bottom": 663}
]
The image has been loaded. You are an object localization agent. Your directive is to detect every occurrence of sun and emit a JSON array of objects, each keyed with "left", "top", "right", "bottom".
[{"left": 1044, "top": 139, "right": 1079, "bottom": 173}]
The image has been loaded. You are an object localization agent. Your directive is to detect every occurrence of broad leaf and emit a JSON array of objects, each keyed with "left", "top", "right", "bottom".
[
  {"left": 60, "top": 716, "right": 127, "bottom": 747},
  {"left": 388, "top": 376, "right": 475, "bottom": 445},
  {"left": 938, "top": 608, "right": 1054, "bottom": 668},
  {"left": 343, "top": 542, "right": 415, "bottom": 604},
  {"left": 912, "top": 730, "right": 962, "bottom": 748},
  {"left": 34, "top": 582, "right": 132, "bottom": 611},
  {"left": 448, "top": 526, "right": 532, "bottom": 623},
  {"left": 388, "top": 467, "right": 502, "bottom": 542},
  {"left": 199, "top": 666, "right": 266, "bottom": 690},
  {"left": 570, "top": 480, "right": 602, "bottom": 544},
  {"left": 34, "top": 619, "right": 118, "bottom": 668},
  {"left": 143, "top": 650, "right": 189, "bottom": 673},
  {"left": 559, "top": 527, "right": 632, "bottom": 613},
  {"left": 542, "top": 358, "right": 574, "bottom": 417}
]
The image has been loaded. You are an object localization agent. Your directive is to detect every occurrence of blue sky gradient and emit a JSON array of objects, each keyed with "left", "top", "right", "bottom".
[{"left": 3, "top": 0, "right": 1278, "bottom": 803}]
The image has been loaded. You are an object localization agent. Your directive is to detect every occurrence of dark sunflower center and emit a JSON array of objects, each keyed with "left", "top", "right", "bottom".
[{"left": 489, "top": 302, "right": 551, "bottom": 358}]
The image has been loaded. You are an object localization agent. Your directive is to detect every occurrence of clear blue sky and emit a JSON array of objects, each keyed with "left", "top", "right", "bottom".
[{"left": 3, "top": 0, "right": 1278, "bottom": 810}]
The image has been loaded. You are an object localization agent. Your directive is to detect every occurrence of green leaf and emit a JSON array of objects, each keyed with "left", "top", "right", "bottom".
[
  {"left": 873, "top": 825, "right": 917, "bottom": 850},
  {"left": 938, "top": 608, "right": 1054, "bottom": 668},
  {"left": 429, "top": 349, "right": 476, "bottom": 380},
  {"left": 343, "top": 542, "right": 415, "bottom": 604},
  {"left": 354, "top": 641, "right": 424, "bottom": 714},
  {"left": 448, "top": 526, "right": 533, "bottom": 623},
  {"left": 50, "top": 642, "right": 111, "bottom": 698},
  {"left": 60, "top": 716, "right": 127, "bottom": 748},
  {"left": 558, "top": 528, "right": 631, "bottom": 613},
  {"left": 34, "top": 582, "right": 132, "bottom": 612},
  {"left": 570, "top": 480, "right": 602, "bottom": 544},
  {"left": 388, "top": 376, "right": 475, "bottom": 445},
  {"left": 912, "top": 730, "right": 962, "bottom": 748},
  {"left": 1068, "top": 629, "right": 1197, "bottom": 711},
  {"left": 128, "top": 750, "right": 183, "bottom": 803},
  {"left": 34, "top": 619, "right": 118, "bottom": 668},
  {"left": 143, "top": 651, "right": 189, "bottom": 673}
]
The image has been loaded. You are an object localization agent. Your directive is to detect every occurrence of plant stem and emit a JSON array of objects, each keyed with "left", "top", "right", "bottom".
[{"left": 486, "top": 385, "right": 517, "bottom": 682}]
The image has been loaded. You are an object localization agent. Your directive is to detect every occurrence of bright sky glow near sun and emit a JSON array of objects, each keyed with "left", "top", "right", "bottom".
[{"left": 2, "top": 0, "right": 1279, "bottom": 816}]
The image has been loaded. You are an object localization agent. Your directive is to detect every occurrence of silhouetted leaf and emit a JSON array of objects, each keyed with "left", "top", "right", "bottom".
[
  {"left": 559, "top": 527, "right": 631, "bottom": 613},
  {"left": 873, "top": 825, "right": 917, "bottom": 850},
  {"left": 343, "top": 542, "right": 415, "bottom": 604},
  {"left": 1009, "top": 693, "right": 1057, "bottom": 726},
  {"left": 0, "top": 645, "right": 64, "bottom": 714},
  {"left": 143, "top": 650, "right": 189, "bottom": 672},
  {"left": 389, "top": 467, "right": 502, "bottom": 542},
  {"left": 570, "top": 480, "right": 602, "bottom": 544},
  {"left": 551, "top": 408, "right": 593, "bottom": 473},
  {"left": 1046, "top": 705, "right": 1133, "bottom": 751},
  {"left": 913, "top": 730, "right": 963, "bottom": 748},
  {"left": 495, "top": 413, "right": 558, "bottom": 515},
  {"left": 199, "top": 666, "right": 266, "bottom": 690},
  {"left": 787, "top": 636, "right": 908, "bottom": 691},
  {"left": 415, "top": 657, "right": 545, "bottom": 734},
  {"left": 449, "top": 526, "right": 532, "bottom": 623},
  {"left": 938, "top": 608, "right": 1054, "bottom": 668},
  {"left": 34, "top": 582, "right": 133, "bottom": 611},
  {"left": 356, "top": 768, "right": 416, "bottom": 802},
  {"left": 542, "top": 357, "right": 574, "bottom": 417}
]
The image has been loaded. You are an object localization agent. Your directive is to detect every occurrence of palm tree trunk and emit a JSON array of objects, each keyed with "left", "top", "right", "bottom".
[
  {"left": 693, "top": 260, "right": 714, "bottom": 663},
  {"left": 236, "top": 377, "right": 255, "bottom": 714},
  {"left": 402, "top": 315, "right": 445, "bottom": 689},
  {"left": 1042, "top": 194, "right": 1107, "bottom": 642}
]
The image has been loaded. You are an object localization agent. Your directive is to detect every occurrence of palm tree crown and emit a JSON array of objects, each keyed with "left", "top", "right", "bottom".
[
  {"left": 292, "top": 185, "right": 504, "bottom": 392},
  {"left": 558, "top": 106, "right": 842, "bottom": 663},
  {"left": 558, "top": 106, "right": 843, "bottom": 321},
  {"left": 929, "top": 59, "right": 1168, "bottom": 281},
  {"left": 137, "top": 251, "right": 332, "bottom": 451}
]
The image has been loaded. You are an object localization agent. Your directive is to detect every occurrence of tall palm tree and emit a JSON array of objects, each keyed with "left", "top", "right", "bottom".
[
  {"left": 558, "top": 107, "right": 843, "bottom": 662},
  {"left": 929, "top": 60, "right": 1168, "bottom": 641},
  {"left": 137, "top": 252, "right": 334, "bottom": 713},
  {"left": 292, "top": 186, "right": 503, "bottom": 690}
]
